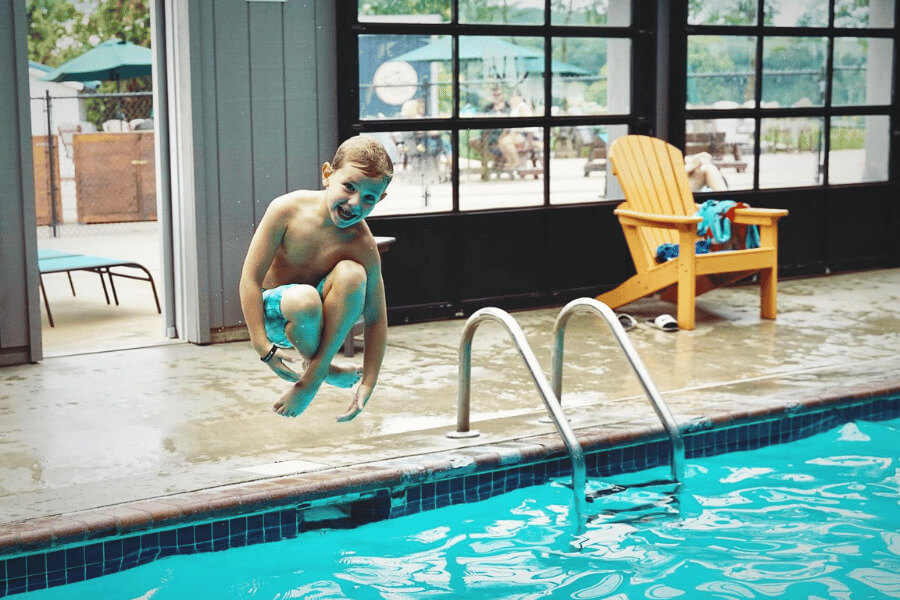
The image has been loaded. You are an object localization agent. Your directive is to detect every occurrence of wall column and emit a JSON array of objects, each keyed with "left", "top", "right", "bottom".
[{"left": 0, "top": 0, "right": 42, "bottom": 366}]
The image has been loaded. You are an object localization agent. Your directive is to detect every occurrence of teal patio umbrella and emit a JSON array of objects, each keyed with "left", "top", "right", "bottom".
[
  {"left": 42, "top": 39, "right": 152, "bottom": 88},
  {"left": 393, "top": 36, "right": 543, "bottom": 63},
  {"left": 393, "top": 38, "right": 589, "bottom": 75}
]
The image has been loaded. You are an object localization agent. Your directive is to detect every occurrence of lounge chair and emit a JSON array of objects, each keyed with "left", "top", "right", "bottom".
[
  {"left": 38, "top": 250, "right": 161, "bottom": 327},
  {"left": 597, "top": 135, "right": 788, "bottom": 330}
]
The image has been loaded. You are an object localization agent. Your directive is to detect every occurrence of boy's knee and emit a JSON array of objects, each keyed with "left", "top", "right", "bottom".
[
  {"left": 281, "top": 284, "right": 323, "bottom": 323},
  {"left": 332, "top": 260, "right": 367, "bottom": 292}
]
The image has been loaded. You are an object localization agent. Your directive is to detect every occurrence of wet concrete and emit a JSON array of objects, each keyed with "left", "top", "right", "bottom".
[{"left": 1, "top": 269, "right": 897, "bottom": 524}]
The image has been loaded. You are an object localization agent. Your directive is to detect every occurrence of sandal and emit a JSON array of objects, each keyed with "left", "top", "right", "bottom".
[
  {"left": 647, "top": 314, "right": 679, "bottom": 332},
  {"left": 616, "top": 313, "right": 637, "bottom": 332}
]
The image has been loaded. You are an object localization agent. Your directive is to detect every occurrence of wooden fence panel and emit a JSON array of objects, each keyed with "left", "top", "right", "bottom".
[
  {"left": 32, "top": 136, "right": 61, "bottom": 226},
  {"left": 74, "top": 131, "right": 157, "bottom": 223}
]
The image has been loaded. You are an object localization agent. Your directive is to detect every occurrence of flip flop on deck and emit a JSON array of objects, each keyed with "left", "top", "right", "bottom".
[
  {"left": 616, "top": 313, "right": 637, "bottom": 331},
  {"left": 648, "top": 314, "right": 679, "bottom": 332}
]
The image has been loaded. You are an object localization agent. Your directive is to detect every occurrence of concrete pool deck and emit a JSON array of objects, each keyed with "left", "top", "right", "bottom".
[{"left": 1, "top": 268, "right": 898, "bottom": 548}]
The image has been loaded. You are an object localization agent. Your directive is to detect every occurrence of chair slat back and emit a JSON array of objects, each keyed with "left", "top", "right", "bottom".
[{"left": 609, "top": 135, "right": 696, "bottom": 256}]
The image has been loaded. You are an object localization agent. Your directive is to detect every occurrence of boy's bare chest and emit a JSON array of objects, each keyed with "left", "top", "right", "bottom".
[{"left": 272, "top": 222, "right": 363, "bottom": 284}]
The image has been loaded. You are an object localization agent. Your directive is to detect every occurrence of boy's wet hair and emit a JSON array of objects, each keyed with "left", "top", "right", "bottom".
[{"left": 332, "top": 135, "right": 394, "bottom": 180}]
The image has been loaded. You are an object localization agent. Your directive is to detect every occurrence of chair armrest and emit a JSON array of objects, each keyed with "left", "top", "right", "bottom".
[
  {"left": 733, "top": 207, "right": 789, "bottom": 226},
  {"left": 614, "top": 207, "right": 702, "bottom": 231}
]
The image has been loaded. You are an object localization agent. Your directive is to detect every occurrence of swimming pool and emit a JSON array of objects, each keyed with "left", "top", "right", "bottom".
[{"left": 12, "top": 415, "right": 899, "bottom": 599}]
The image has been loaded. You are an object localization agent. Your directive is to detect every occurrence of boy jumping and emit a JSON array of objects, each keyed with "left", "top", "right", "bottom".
[{"left": 239, "top": 136, "right": 393, "bottom": 421}]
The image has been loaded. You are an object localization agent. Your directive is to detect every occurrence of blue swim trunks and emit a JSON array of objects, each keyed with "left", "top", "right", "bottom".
[{"left": 262, "top": 281, "right": 326, "bottom": 349}]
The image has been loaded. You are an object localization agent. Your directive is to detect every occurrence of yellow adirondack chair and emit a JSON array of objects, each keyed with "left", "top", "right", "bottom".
[{"left": 598, "top": 135, "right": 788, "bottom": 330}]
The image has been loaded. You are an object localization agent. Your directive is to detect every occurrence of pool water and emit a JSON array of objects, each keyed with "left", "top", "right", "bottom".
[{"left": 24, "top": 417, "right": 900, "bottom": 599}]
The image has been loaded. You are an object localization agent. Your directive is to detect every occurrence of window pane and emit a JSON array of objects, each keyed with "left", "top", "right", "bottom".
[
  {"left": 760, "top": 117, "right": 824, "bottom": 188},
  {"left": 762, "top": 37, "right": 827, "bottom": 108},
  {"left": 549, "top": 125, "right": 628, "bottom": 204},
  {"left": 829, "top": 115, "right": 890, "bottom": 184},
  {"left": 835, "top": 0, "right": 895, "bottom": 28},
  {"left": 687, "top": 36, "right": 756, "bottom": 109},
  {"left": 369, "top": 130, "right": 453, "bottom": 216},
  {"left": 359, "top": 35, "right": 453, "bottom": 120},
  {"left": 459, "top": 0, "right": 543, "bottom": 24},
  {"left": 688, "top": 0, "right": 756, "bottom": 25},
  {"left": 460, "top": 128, "right": 544, "bottom": 210},
  {"left": 552, "top": 38, "right": 630, "bottom": 115},
  {"left": 832, "top": 38, "right": 894, "bottom": 105},
  {"left": 551, "top": 0, "right": 631, "bottom": 26},
  {"left": 764, "top": 0, "right": 828, "bottom": 26},
  {"left": 685, "top": 119, "right": 755, "bottom": 191},
  {"left": 460, "top": 37, "right": 544, "bottom": 118},
  {"left": 358, "top": 1, "right": 450, "bottom": 23}
]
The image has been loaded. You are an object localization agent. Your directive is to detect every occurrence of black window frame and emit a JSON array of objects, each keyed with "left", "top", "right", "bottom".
[
  {"left": 681, "top": 0, "right": 897, "bottom": 192},
  {"left": 336, "top": 0, "right": 655, "bottom": 214}
]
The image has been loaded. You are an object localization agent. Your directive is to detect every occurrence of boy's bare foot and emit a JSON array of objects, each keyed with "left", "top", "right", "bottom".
[
  {"left": 282, "top": 349, "right": 360, "bottom": 388},
  {"left": 325, "top": 363, "right": 363, "bottom": 389},
  {"left": 273, "top": 380, "right": 320, "bottom": 418}
]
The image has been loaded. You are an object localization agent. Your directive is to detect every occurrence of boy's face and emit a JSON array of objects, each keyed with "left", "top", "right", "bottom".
[{"left": 322, "top": 162, "right": 390, "bottom": 228}]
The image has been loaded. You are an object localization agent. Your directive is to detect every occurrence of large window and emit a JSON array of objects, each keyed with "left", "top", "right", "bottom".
[
  {"left": 686, "top": 0, "right": 895, "bottom": 190},
  {"left": 347, "top": 0, "right": 641, "bottom": 216}
]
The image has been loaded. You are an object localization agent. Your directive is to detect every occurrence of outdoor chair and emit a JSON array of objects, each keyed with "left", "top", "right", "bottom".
[
  {"left": 102, "top": 119, "right": 131, "bottom": 132},
  {"left": 56, "top": 122, "right": 81, "bottom": 158},
  {"left": 37, "top": 249, "right": 161, "bottom": 327},
  {"left": 685, "top": 131, "right": 747, "bottom": 173},
  {"left": 597, "top": 135, "right": 788, "bottom": 330}
]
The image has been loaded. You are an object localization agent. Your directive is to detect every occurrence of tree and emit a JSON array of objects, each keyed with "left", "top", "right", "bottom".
[
  {"left": 26, "top": 0, "right": 152, "bottom": 94},
  {"left": 359, "top": 0, "right": 451, "bottom": 21},
  {"left": 26, "top": 0, "right": 80, "bottom": 68}
]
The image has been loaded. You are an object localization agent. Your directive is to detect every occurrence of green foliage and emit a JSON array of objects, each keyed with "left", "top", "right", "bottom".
[
  {"left": 762, "top": 121, "right": 822, "bottom": 152},
  {"left": 551, "top": 0, "right": 609, "bottom": 25},
  {"left": 830, "top": 125, "right": 865, "bottom": 150},
  {"left": 687, "top": 36, "right": 754, "bottom": 106},
  {"left": 27, "top": 0, "right": 152, "bottom": 127},
  {"left": 26, "top": 0, "right": 151, "bottom": 87},
  {"left": 358, "top": 0, "right": 451, "bottom": 20},
  {"left": 26, "top": 0, "right": 79, "bottom": 67}
]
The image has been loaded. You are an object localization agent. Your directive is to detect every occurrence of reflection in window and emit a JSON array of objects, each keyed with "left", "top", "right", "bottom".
[
  {"left": 687, "top": 36, "right": 756, "bottom": 109},
  {"left": 369, "top": 130, "right": 453, "bottom": 216},
  {"left": 459, "top": 37, "right": 544, "bottom": 118},
  {"left": 357, "top": 0, "right": 450, "bottom": 23},
  {"left": 686, "top": 119, "right": 755, "bottom": 191},
  {"left": 760, "top": 118, "right": 824, "bottom": 188},
  {"left": 828, "top": 115, "right": 890, "bottom": 184},
  {"left": 459, "top": 0, "right": 543, "bottom": 24},
  {"left": 762, "top": 37, "right": 827, "bottom": 107},
  {"left": 359, "top": 35, "right": 452, "bottom": 120},
  {"left": 459, "top": 128, "right": 543, "bottom": 210},
  {"left": 688, "top": 0, "right": 756, "bottom": 26},
  {"left": 764, "top": 0, "right": 827, "bottom": 27},
  {"left": 550, "top": 0, "right": 631, "bottom": 26},
  {"left": 549, "top": 125, "right": 627, "bottom": 204},
  {"left": 832, "top": 38, "right": 894, "bottom": 105},
  {"left": 834, "top": 0, "right": 895, "bottom": 28},
  {"left": 552, "top": 38, "right": 630, "bottom": 116}
]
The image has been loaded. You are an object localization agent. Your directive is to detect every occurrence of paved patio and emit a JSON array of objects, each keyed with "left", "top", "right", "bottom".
[{"left": 1, "top": 268, "right": 897, "bottom": 527}]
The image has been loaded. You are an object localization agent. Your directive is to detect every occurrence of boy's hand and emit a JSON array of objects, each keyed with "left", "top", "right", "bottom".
[
  {"left": 336, "top": 382, "right": 373, "bottom": 422},
  {"left": 264, "top": 349, "right": 302, "bottom": 382}
]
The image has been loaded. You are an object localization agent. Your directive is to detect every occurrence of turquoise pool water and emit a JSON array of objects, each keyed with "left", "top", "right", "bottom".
[{"left": 23, "top": 417, "right": 900, "bottom": 599}]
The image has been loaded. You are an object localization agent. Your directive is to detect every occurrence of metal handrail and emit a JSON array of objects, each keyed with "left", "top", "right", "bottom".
[
  {"left": 552, "top": 298, "right": 685, "bottom": 483},
  {"left": 447, "top": 307, "right": 586, "bottom": 530}
]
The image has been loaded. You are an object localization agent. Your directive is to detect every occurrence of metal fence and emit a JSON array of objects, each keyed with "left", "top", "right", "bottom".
[{"left": 31, "top": 91, "right": 156, "bottom": 238}]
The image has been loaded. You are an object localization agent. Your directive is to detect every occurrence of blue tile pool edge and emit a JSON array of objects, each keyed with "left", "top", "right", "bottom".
[{"left": 1, "top": 390, "right": 897, "bottom": 597}]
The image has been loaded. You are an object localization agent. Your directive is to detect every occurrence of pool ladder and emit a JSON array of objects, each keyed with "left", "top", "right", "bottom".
[{"left": 446, "top": 299, "right": 685, "bottom": 526}]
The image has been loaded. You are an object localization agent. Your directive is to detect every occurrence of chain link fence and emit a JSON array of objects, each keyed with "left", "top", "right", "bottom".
[{"left": 31, "top": 91, "right": 156, "bottom": 238}]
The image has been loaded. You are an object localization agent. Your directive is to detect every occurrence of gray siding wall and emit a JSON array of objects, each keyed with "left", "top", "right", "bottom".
[
  {"left": 190, "top": 0, "right": 338, "bottom": 337},
  {"left": 0, "top": 0, "right": 41, "bottom": 365}
]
